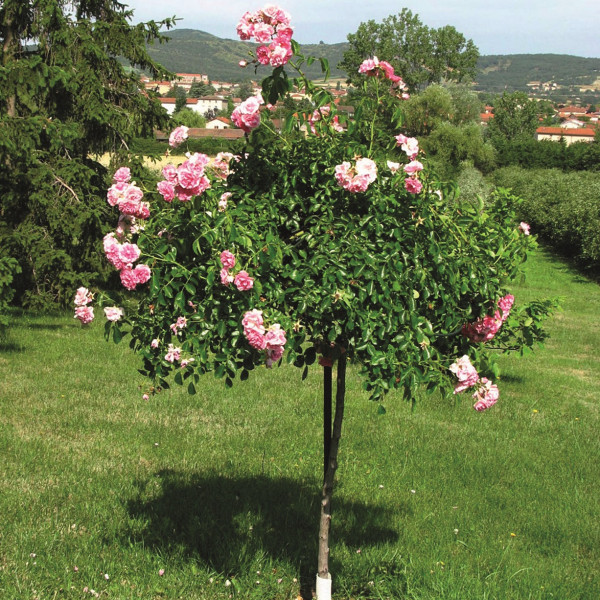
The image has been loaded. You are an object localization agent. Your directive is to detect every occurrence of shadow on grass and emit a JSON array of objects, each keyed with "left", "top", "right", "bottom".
[
  {"left": 0, "top": 340, "right": 25, "bottom": 353},
  {"left": 499, "top": 373, "right": 525, "bottom": 384},
  {"left": 123, "top": 469, "right": 403, "bottom": 598},
  {"left": 23, "top": 322, "right": 78, "bottom": 330}
]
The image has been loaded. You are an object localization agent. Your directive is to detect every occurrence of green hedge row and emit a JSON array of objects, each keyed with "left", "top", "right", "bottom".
[
  {"left": 492, "top": 138, "right": 600, "bottom": 171},
  {"left": 491, "top": 167, "right": 600, "bottom": 271},
  {"left": 130, "top": 137, "right": 243, "bottom": 156}
]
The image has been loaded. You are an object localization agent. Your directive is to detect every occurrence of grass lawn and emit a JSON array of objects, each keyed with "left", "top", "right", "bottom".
[{"left": 1, "top": 248, "right": 599, "bottom": 599}]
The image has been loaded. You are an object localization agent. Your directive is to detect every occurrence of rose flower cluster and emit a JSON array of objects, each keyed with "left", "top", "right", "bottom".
[
  {"left": 242, "top": 309, "right": 287, "bottom": 368},
  {"left": 462, "top": 294, "right": 515, "bottom": 343},
  {"left": 449, "top": 355, "right": 500, "bottom": 411},
  {"left": 237, "top": 5, "right": 293, "bottom": 67},
  {"left": 157, "top": 152, "right": 211, "bottom": 203}
]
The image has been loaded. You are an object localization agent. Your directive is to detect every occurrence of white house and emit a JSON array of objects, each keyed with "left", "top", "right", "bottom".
[
  {"left": 535, "top": 126, "right": 596, "bottom": 145},
  {"left": 205, "top": 117, "right": 231, "bottom": 129}
]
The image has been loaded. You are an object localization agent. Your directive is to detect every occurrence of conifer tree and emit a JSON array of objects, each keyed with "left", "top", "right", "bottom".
[{"left": 0, "top": 0, "right": 174, "bottom": 307}]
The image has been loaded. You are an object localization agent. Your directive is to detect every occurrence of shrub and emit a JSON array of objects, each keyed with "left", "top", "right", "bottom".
[{"left": 491, "top": 167, "right": 600, "bottom": 270}]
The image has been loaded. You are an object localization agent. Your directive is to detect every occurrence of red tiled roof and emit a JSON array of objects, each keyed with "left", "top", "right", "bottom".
[
  {"left": 156, "top": 128, "right": 244, "bottom": 140},
  {"left": 536, "top": 127, "right": 595, "bottom": 136},
  {"left": 159, "top": 98, "right": 199, "bottom": 105}
]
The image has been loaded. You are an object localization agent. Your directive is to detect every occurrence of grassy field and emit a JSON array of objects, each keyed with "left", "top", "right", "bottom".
[{"left": 1, "top": 248, "right": 599, "bottom": 599}]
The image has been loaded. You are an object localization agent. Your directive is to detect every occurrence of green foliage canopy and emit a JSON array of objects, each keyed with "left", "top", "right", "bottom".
[{"left": 101, "top": 56, "right": 545, "bottom": 403}]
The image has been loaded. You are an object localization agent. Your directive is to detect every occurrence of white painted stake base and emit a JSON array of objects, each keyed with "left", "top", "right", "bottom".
[{"left": 316, "top": 573, "right": 332, "bottom": 600}]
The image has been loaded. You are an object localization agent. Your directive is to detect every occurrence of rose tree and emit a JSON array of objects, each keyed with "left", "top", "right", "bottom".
[{"left": 84, "top": 5, "right": 555, "bottom": 597}]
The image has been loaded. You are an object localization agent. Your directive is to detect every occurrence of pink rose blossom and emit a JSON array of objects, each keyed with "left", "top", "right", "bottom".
[
  {"left": 404, "top": 176, "right": 423, "bottom": 195},
  {"left": 169, "top": 125, "right": 189, "bottom": 148},
  {"left": 120, "top": 266, "right": 138, "bottom": 290},
  {"left": 267, "top": 41, "right": 293, "bottom": 66},
  {"left": 104, "top": 306, "right": 123, "bottom": 322},
  {"left": 404, "top": 160, "right": 424, "bottom": 174},
  {"left": 462, "top": 314, "right": 501, "bottom": 343},
  {"left": 106, "top": 181, "right": 128, "bottom": 207},
  {"left": 162, "top": 164, "right": 178, "bottom": 183},
  {"left": 74, "top": 287, "right": 93, "bottom": 306},
  {"left": 265, "top": 323, "right": 287, "bottom": 348},
  {"left": 395, "top": 134, "right": 419, "bottom": 159},
  {"left": 387, "top": 161, "right": 401, "bottom": 174},
  {"left": 463, "top": 295, "right": 513, "bottom": 342},
  {"left": 133, "top": 264, "right": 151, "bottom": 285},
  {"left": 232, "top": 94, "right": 264, "bottom": 133},
  {"left": 164, "top": 344, "right": 181, "bottom": 363},
  {"left": 358, "top": 57, "right": 380, "bottom": 76},
  {"left": 497, "top": 294, "right": 515, "bottom": 322},
  {"left": 157, "top": 180, "right": 175, "bottom": 203},
  {"left": 118, "top": 242, "right": 141, "bottom": 267},
  {"left": 358, "top": 57, "right": 404, "bottom": 84},
  {"left": 252, "top": 21, "right": 275, "bottom": 43},
  {"left": 220, "top": 250, "right": 236, "bottom": 270},
  {"left": 234, "top": 270, "right": 254, "bottom": 291},
  {"left": 170, "top": 316, "right": 187, "bottom": 334},
  {"left": 245, "top": 328, "right": 267, "bottom": 350},
  {"left": 220, "top": 268, "right": 234, "bottom": 286},
  {"left": 472, "top": 377, "right": 500, "bottom": 411},
  {"left": 449, "top": 355, "right": 480, "bottom": 394},
  {"left": 113, "top": 167, "right": 131, "bottom": 183},
  {"left": 178, "top": 165, "right": 201, "bottom": 190},
  {"left": 242, "top": 309, "right": 264, "bottom": 334},
  {"left": 335, "top": 158, "right": 377, "bottom": 193},
  {"left": 120, "top": 264, "right": 151, "bottom": 290},
  {"left": 74, "top": 305, "right": 94, "bottom": 325},
  {"left": 355, "top": 157, "right": 378, "bottom": 182},
  {"left": 266, "top": 345, "right": 284, "bottom": 368},
  {"left": 212, "top": 152, "right": 235, "bottom": 180},
  {"left": 519, "top": 222, "right": 530, "bottom": 235},
  {"left": 219, "top": 192, "right": 232, "bottom": 211}
]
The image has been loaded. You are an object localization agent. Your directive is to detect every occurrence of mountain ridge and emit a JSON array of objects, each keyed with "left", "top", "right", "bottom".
[{"left": 145, "top": 29, "right": 600, "bottom": 95}]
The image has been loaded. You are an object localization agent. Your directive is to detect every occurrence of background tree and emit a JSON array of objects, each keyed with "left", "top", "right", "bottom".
[
  {"left": 447, "top": 84, "right": 484, "bottom": 126},
  {"left": 402, "top": 84, "right": 454, "bottom": 136},
  {"left": 487, "top": 91, "right": 540, "bottom": 143},
  {"left": 173, "top": 84, "right": 188, "bottom": 112},
  {"left": 170, "top": 107, "right": 206, "bottom": 128},
  {"left": 189, "top": 80, "right": 216, "bottom": 98},
  {"left": 0, "top": 0, "right": 174, "bottom": 307},
  {"left": 234, "top": 81, "right": 254, "bottom": 101},
  {"left": 339, "top": 9, "right": 479, "bottom": 92}
]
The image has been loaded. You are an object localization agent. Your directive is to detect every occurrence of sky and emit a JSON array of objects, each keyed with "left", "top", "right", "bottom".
[{"left": 121, "top": 0, "right": 600, "bottom": 58}]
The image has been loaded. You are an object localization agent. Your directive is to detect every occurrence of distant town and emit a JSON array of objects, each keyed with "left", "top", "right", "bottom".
[{"left": 141, "top": 72, "right": 599, "bottom": 145}]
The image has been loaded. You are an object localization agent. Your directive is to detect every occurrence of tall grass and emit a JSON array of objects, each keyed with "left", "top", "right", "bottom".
[{"left": 1, "top": 249, "right": 599, "bottom": 599}]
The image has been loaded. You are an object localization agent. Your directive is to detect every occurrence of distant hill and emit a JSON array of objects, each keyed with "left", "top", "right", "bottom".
[
  {"left": 475, "top": 54, "right": 600, "bottom": 92},
  {"left": 144, "top": 29, "right": 600, "bottom": 95},
  {"left": 145, "top": 29, "right": 348, "bottom": 81}
]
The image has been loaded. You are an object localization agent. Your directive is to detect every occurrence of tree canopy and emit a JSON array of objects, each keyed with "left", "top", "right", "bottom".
[
  {"left": 0, "top": 0, "right": 175, "bottom": 307},
  {"left": 487, "top": 91, "right": 540, "bottom": 142},
  {"left": 339, "top": 9, "right": 479, "bottom": 92}
]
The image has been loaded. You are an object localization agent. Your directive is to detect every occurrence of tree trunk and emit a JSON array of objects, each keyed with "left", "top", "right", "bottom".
[
  {"left": 323, "top": 364, "right": 332, "bottom": 480},
  {"left": 318, "top": 353, "right": 347, "bottom": 579}
]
